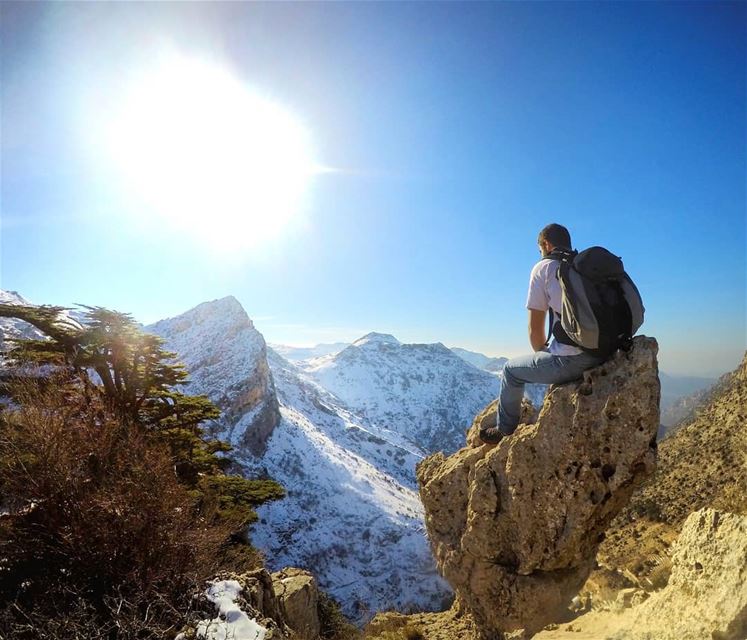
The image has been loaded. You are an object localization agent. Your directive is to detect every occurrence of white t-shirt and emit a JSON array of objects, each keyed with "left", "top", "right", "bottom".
[{"left": 526, "top": 258, "right": 583, "bottom": 356}]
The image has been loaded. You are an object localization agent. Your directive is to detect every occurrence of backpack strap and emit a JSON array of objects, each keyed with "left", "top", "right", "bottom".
[
  {"left": 546, "top": 248, "right": 577, "bottom": 264},
  {"left": 544, "top": 248, "right": 580, "bottom": 348}
]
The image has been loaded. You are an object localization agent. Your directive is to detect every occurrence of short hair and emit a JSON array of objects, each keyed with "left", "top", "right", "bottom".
[{"left": 538, "top": 223, "right": 572, "bottom": 250}]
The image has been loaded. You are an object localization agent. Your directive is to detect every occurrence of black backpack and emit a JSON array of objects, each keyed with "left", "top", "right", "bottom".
[{"left": 546, "top": 247, "right": 644, "bottom": 358}]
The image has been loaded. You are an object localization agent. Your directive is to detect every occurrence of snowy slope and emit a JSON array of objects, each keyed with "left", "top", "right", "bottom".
[
  {"left": 147, "top": 301, "right": 449, "bottom": 620},
  {"left": 147, "top": 297, "right": 280, "bottom": 454},
  {"left": 266, "top": 349, "right": 425, "bottom": 486},
  {"left": 302, "top": 332, "right": 502, "bottom": 454},
  {"left": 244, "top": 350, "right": 448, "bottom": 619},
  {"left": 0, "top": 290, "right": 85, "bottom": 366},
  {"left": 449, "top": 346, "right": 548, "bottom": 409},
  {"left": 0, "top": 290, "right": 47, "bottom": 351}
]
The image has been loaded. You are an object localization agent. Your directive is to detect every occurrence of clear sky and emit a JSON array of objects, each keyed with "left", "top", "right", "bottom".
[{"left": 1, "top": 1, "right": 745, "bottom": 377}]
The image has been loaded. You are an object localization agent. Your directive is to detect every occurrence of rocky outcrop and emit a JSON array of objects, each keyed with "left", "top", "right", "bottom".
[
  {"left": 416, "top": 337, "right": 660, "bottom": 638},
  {"left": 533, "top": 507, "right": 747, "bottom": 639},
  {"left": 272, "top": 568, "right": 321, "bottom": 639},
  {"left": 608, "top": 507, "right": 747, "bottom": 640},
  {"left": 594, "top": 350, "right": 747, "bottom": 590},
  {"left": 180, "top": 567, "right": 321, "bottom": 640}
]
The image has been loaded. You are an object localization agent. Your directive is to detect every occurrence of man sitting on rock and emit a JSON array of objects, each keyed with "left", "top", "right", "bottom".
[{"left": 480, "top": 223, "right": 605, "bottom": 444}]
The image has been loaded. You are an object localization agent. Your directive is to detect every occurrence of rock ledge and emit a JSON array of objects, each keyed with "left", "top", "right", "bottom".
[{"left": 417, "top": 336, "right": 660, "bottom": 637}]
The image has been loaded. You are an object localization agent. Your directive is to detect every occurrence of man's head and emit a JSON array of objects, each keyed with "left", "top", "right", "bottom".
[{"left": 537, "top": 223, "right": 572, "bottom": 257}]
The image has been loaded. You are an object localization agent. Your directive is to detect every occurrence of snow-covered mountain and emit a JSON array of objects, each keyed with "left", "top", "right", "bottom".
[
  {"left": 249, "top": 350, "right": 448, "bottom": 618},
  {"left": 0, "top": 290, "right": 46, "bottom": 352},
  {"left": 450, "top": 347, "right": 508, "bottom": 373},
  {"left": 148, "top": 297, "right": 280, "bottom": 455},
  {"left": 147, "top": 300, "right": 449, "bottom": 620},
  {"left": 270, "top": 342, "right": 350, "bottom": 362},
  {"left": 0, "top": 290, "right": 580, "bottom": 619},
  {"left": 0, "top": 290, "right": 85, "bottom": 369},
  {"left": 300, "top": 332, "right": 502, "bottom": 454}
]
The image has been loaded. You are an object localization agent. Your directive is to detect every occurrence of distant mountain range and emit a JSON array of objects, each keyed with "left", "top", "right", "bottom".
[
  {"left": 449, "top": 347, "right": 508, "bottom": 372},
  {"left": 270, "top": 342, "right": 350, "bottom": 362},
  {"left": 658, "top": 371, "right": 717, "bottom": 427},
  {"left": 275, "top": 339, "right": 715, "bottom": 431},
  {"left": 0, "top": 289, "right": 720, "bottom": 619},
  {"left": 297, "top": 332, "right": 501, "bottom": 454},
  {"left": 272, "top": 341, "right": 509, "bottom": 374},
  {"left": 146, "top": 299, "right": 450, "bottom": 619}
]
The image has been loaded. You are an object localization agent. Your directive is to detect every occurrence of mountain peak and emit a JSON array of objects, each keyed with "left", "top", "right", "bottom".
[
  {"left": 151, "top": 295, "right": 254, "bottom": 331},
  {"left": 352, "top": 332, "right": 401, "bottom": 348},
  {"left": 0, "top": 289, "right": 33, "bottom": 306},
  {"left": 200, "top": 295, "right": 246, "bottom": 314}
]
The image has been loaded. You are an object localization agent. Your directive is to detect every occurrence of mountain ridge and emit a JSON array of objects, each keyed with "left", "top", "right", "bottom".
[
  {"left": 145, "top": 296, "right": 450, "bottom": 619},
  {"left": 302, "top": 331, "right": 503, "bottom": 454}
]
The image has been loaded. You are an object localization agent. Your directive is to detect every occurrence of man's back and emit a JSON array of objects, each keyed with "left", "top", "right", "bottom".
[{"left": 526, "top": 258, "right": 582, "bottom": 357}]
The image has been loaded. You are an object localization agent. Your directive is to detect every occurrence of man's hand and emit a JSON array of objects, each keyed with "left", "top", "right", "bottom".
[{"left": 528, "top": 308, "right": 548, "bottom": 352}]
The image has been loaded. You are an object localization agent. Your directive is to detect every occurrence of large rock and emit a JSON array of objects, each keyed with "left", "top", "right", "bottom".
[
  {"left": 272, "top": 568, "right": 321, "bottom": 639},
  {"left": 416, "top": 337, "right": 660, "bottom": 638},
  {"left": 179, "top": 567, "right": 322, "bottom": 640},
  {"left": 178, "top": 569, "right": 290, "bottom": 640},
  {"left": 608, "top": 507, "right": 747, "bottom": 640}
]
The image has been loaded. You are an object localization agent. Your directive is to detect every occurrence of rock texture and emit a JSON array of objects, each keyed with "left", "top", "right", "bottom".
[
  {"left": 534, "top": 508, "right": 747, "bottom": 640},
  {"left": 416, "top": 337, "right": 660, "bottom": 638},
  {"left": 608, "top": 507, "right": 747, "bottom": 640},
  {"left": 272, "top": 568, "right": 321, "bottom": 639},
  {"left": 366, "top": 604, "right": 480, "bottom": 640},
  {"left": 594, "top": 350, "right": 747, "bottom": 592}
]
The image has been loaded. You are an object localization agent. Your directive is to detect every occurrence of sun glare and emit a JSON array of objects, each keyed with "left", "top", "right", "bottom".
[{"left": 104, "top": 54, "right": 317, "bottom": 251}]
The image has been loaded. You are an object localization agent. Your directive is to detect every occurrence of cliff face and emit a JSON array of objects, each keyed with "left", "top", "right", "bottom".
[
  {"left": 416, "top": 337, "right": 660, "bottom": 637},
  {"left": 533, "top": 506, "right": 747, "bottom": 640},
  {"left": 147, "top": 296, "right": 280, "bottom": 456},
  {"left": 595, "top": 350, "right": 747, "bottom": 589},
  {"left": 609, "top": 507, "right": 747, "bottom": 640}
]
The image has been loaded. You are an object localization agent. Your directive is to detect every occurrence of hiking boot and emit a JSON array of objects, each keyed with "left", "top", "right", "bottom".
[{"left": 479, "top": 426, "right": 504, "bottom": 445}]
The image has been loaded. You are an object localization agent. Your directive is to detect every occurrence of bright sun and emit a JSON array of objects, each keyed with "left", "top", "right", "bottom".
[{"left": 105, "top": 54, "right": 317, "bottom": 251}]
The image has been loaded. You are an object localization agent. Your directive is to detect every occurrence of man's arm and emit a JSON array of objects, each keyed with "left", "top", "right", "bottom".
[{"left": 528, "top": 308, "right": 547, "bottom": 352}]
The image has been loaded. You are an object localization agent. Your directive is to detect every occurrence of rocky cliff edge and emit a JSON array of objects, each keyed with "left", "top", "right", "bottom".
[{"left": 416, "top": 336, "right": 660, "bottom": 638}]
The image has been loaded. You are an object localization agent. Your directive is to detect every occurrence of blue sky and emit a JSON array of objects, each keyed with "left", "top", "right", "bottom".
[{"left": 2, "top": 1, "right": 745, "bottom": 377}]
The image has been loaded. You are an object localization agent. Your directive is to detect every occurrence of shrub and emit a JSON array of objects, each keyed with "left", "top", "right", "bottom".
[
  {"left": 0, "top": 377, "right": 227, "bottom": 634},
  {"left": 318, "top": 591, "right": 362, "bottom": 640},
  {"left": 0, "top": 302, "right": 287, "bottom": 637},
  {"left": 713, "top": 482, "right": 747, "bottom": 516}
]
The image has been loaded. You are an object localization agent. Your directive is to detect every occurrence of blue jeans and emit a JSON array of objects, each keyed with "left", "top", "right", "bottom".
[{"left": 498, "top": 350, "right": 605, "bottom": 435}]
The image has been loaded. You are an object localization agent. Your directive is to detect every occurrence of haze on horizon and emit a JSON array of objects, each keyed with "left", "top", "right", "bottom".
[{"left": 1, "top": 1, "right": 744, "bottom": 379}]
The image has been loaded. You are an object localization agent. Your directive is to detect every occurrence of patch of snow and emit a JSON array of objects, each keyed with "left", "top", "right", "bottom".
[
  {"left": 351, "top": 332, "right": 401, "bottom": 348},
  {"left": 180, "top": 580, "right": 266, "bottom": 640}
]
